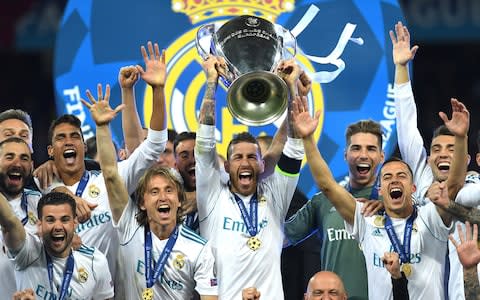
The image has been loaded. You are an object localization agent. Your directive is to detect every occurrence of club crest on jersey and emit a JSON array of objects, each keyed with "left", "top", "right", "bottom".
[
  {"left": 78, "top": 267, "right": 89, "bottom": 283},
  {"left": 88, "top": 184, "right": 100, "bottom": 198},
  {"left": 173, "top": 254, "right": 185, "bottom": 270},
  {"left": 258, "top": 195, "right": 267, "bottom": 206},
  {"left": 28, "top": 211, "right": 37, "bottom": 225}
]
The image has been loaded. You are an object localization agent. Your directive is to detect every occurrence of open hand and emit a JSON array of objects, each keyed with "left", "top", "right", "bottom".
[
  {"left": 81, "top": 84, "right": 125, "bottom": 126},
  {"left": 136, "top": 41, "right": 166, "bottom": 88},
  {"left": 389, "top": 21, "right": 418, "bottom": 66}
]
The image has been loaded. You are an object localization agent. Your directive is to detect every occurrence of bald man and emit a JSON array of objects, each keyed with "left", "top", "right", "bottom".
[{"left": 304, "top": 271, "right": 348, "bottom": 300}]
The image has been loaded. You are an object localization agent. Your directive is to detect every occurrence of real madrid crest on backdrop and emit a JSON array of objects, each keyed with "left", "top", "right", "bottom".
[{"left": 54, "top": 0, "right": 405, "bottom": 198}]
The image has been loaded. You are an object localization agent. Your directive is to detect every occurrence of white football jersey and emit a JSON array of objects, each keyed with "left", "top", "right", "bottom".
[
  {"left": 11, "top": 233, "right": 114, "bottom": 300},
  {"left": 346, "top": 202, "right": 451, "bottom": 300},
  {"left": 0, "top": 189, "right": 41, "bottom": 299},
  {"left": 114, "top": 199, "right": 218, "bottom": 300},
  {"left": 195, "top": 124, "right": 302, "bottom": 299}
]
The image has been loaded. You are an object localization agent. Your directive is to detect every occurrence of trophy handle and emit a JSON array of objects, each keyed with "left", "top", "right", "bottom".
[
  {"left": 276, "top": 25, "right": 297, "bottom": 58},
  {"left": 196, "top": 24, "right": 215, "bottom": 60}
]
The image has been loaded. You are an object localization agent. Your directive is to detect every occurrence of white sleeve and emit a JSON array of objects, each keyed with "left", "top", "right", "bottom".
[
  {"left": 92, "top": 250, "right": 115, "bottom": 300},
  {"left": 394, "top": 81, "right": 433, "bottom": 202},
  {"left": 455, "top": 182, "right": 480, "bottom": 208},
  {"left": 8, "top": 232, "right": 42, "bottom": 271},
  {"left": 344, "top": 202, "right": 366, "bottom": 242},
  {"left": 418, "top": 202, "right": 453, "bottom": 240},
  {"left": 195, "top": 124, "right": 223, "bottom": 223},
  {"left": 114, "top": 198, "right": 140, "bottom": 243},
  {"left": 193, "top": 243, "right": 218, "bottom": 296},
  {"left": 118, "top": 128, "right": 167, "bottom": 194}
]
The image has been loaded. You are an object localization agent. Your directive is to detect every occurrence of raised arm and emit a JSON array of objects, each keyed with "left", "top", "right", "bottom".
[
  {"left": 292, "top": 95, "right": 356, "bottom": 224},
  {"left": 119, "top": 65, "right": 143, "bottom": 157},
  {"left": 198, "top": 55, "right": 226, "bottom": 126},
  {"left": 390, "top": 21, "right": 418, "bottom": 85},
  {"left": 276, "top": 59, "right": 302, "bottom": 138},
  {"left": 439, "top": 98, "right": 469, "bottom": 200},
  {"left": 82, "top": 84, "right": 128, "bottom": 223},
  {"left": 0, "top": 192, "right": 25, "bottom": 251},
  {"left": 136, "top": 41, "right": 167, "bottom": 131},
  {"left": 449, "top": 222, "right": 480, "bottom": 300},
  {"left": 261, "top": 70, "right": 311, "bottom": 178}
]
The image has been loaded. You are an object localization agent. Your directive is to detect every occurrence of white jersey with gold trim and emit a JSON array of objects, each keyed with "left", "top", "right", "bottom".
[
  {"left": 114, "top": 199, "right": 218, "bottom": 300},
  {"left": 10, "top": 233, "right": 114, "bottom": 300},
  {"left": 0, "top": 189, "right": 41, "bottom": 298}
]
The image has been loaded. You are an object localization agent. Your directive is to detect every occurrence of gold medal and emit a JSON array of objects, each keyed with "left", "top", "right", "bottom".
[
  {"left": 247, "top": 236, "right": 262, "bottom": 251},
  {"left": 374, "top": 215, "right": 385, "bottom": 227},
  {"left": 88, "top": 184, "right": 100, "bottom": 198},
  {"left": 401, "top": 263, "right": 413, "bottom": 277},
  {"left": 142, "top": 287, "right": 154, "bottom": 300}
]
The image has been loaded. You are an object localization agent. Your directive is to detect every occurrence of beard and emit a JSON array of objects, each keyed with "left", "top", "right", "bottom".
[{"left": 0, "top": 167, "right": 30, "bottom": 198}]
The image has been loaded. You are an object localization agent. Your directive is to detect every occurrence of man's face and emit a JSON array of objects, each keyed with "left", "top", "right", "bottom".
[
  {"left": 38, "top": 203, "right": 77, "bottom": 258},
  {"left": 157, "top": 141, "right": 176, "bottom": 168},
  {"left": 47, "top": 123, "right": 85, "bottom": 176},
  {"left": 225, "top": 142, "right": 264, "bottom": 196},
  {"left": 345, "top": 133, "right": 384, "bottom": 189},
  {"left": 304, "top": 272, "right": 347, "bottom": 300},
  {"left": 141, "top": 175, "right": 180, "bottom": 230},
  {"left": 175, "top": 139, "right": 196, "bottom": 192},
  {"left": 0, "top": 142, "right": 32, "bottom": 198},
  {"left": 428, "top": 135, "right": 455, "bottom": 182},
  {"left": 0, "top": 119, "right": 32, "bottom": 147},
  {"left": 379, "top": 161, "right": 416, "bottom": 218}
]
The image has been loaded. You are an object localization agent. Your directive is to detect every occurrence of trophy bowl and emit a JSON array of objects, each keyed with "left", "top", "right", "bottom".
[{"left": 196, "top": 15, "right": 296, "bottom": 126}]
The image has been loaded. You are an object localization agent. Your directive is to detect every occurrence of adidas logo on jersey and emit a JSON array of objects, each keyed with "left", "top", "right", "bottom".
[{"left": 372, "top": 228, "right": 383, "bottom": 237}]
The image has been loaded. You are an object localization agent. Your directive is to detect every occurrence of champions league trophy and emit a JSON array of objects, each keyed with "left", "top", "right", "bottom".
[{"left": 196, "top": 15, "right": 297, "bottom": 126}]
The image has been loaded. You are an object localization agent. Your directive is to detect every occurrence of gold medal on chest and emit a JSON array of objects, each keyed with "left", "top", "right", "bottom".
[
  {"left": 401, "top": 263, "right": 413, "bottom": 277},
  {"left": 247, "top": 236, "right": 262, "bottom": 251},
  {"left": 374, "top": 215, "right": 385, "bottom": 227},
  {"left": 142, "top": 287, "right": 154, "bottom": 300}
]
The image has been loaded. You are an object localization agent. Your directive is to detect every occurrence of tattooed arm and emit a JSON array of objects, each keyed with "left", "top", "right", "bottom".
[
  {"left": 198, "top": 56, "right": 227, "bottom": 125},
  {"left": 442, "top": 201, "right": 480, "bottom": 224},
  {"left": 276, "top": 59, "right": 302, "bottom": 138},
  {"left": 449, "top": 222, "right": 480, "bottom": 300}
]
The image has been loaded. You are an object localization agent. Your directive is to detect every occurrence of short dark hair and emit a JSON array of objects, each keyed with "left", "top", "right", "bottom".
[
  {"left": 381, "top": 157, "right": 414, "bottom": 179},
  {"left": 0, "top": 137, "right": 31, "bottom": 155},
  {"left": 48, "top": 114, "right": 84, "bottom": 145},
  {"left": 432, "top": 125, "right": 454, "bottom": 140},
  {"left": 0, "top": 109, "right": 33, "bottom": 136},
  {"left": 134, "top": 166, "right": 186, "bottom": 225},
  {"left": 167, "top": 129, "right": 178, "bottom": 143},
  {"left": 345, "top": 120, "right": 383, "bottom": 148},
  {"left": 173, "top": 131, "right": 196, "bottom": 154},
  {"left": 37, "top": 192, "right": 77, "bottom": 219},
  {"left": 226, "top": 132, "right": 259, "bottom": 160}
]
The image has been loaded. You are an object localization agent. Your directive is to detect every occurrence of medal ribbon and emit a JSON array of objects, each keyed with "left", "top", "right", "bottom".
[
  {"left": 20, "top": 192, "right": 28, "bottom": 225},
  {"left": 346, "top": 172, "right": 380, "bottom": 200},
  {"left": 233, "top": 193, "right": 258, "bottom": 237},
  {"left": 144, "top": 225, "right": 179, "bottom": 288},
  {"left": 384, "top": 206, "right": 417, "bottom": 264},
  {"left": 74, "top": 171, "right": 89, "bottom": 197},
  {"left": 185, "top": 212, "right": 199, "bottom": 231},
  {"left": 45, "top": 250, "right": 75, "bottom": 300}
]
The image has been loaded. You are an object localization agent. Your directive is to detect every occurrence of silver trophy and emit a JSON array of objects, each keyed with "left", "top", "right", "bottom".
[{"left": 196, "top": 15, "right": 296, "bottom": 126}]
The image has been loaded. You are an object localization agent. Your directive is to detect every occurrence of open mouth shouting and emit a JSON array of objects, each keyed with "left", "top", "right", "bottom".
[
  {"left": 63, "top": 149, "right": 77, "bottom": 165},
  {"left": 437, "top": 162, "right": 450, "bottom": 174},
  {"left": 239, "top": 170, "right": 253, "bottom": 186},
  {"left": 356, "top": 163, "right": 371, "bottom": 176},
  {"left": 50, "top": 231, "right": 67, "bottom": 248},
  {"left": 388, "top": 186, "right": 406, "bottom": 208},
  {"left": 157, "top": 204, "right": 171, "bottom": 218}
]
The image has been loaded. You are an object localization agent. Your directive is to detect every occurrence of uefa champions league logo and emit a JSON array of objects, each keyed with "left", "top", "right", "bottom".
[{"left": 54, "top": 0, "right": 404, "bottom": 197}]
